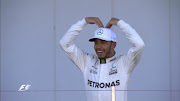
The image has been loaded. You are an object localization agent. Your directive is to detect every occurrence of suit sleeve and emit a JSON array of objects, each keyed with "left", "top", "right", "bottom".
[
  {"left": 59, "top": 18, "right": 88, "bottom": 73},
  {"left": 117, "top": 20, "right": 145, "bottom": 74}
]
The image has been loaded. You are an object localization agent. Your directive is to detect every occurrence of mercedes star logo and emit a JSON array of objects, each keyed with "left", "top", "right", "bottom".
[{"left": 97, "top": 29, "right": 103, "bottom": 35}]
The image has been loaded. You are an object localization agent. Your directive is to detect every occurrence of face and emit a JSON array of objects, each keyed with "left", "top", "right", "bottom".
[{"left": 94, "top": 39, "right": 116, "bottom": 59}]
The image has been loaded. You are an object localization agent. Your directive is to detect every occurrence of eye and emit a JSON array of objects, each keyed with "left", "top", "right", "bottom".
[{"left": 101, "top": 40, "right": 106, "bottom": 44}]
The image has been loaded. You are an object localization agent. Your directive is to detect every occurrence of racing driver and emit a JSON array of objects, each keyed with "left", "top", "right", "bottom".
[{"left": 60, "top": 17, "right": 145, "bottom": 101}]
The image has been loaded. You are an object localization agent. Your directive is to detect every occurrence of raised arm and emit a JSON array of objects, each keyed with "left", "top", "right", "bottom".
[
  {"left": 106, "top": 18, "right": 145, "bottom": 74},
  {"left": 60, "top": 17, "right": 103, "bottom": 72}
]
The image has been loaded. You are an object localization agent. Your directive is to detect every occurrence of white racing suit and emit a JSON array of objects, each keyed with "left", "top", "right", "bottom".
[{"left": 60, "top": 18, "right": 145, "bottom": 101}]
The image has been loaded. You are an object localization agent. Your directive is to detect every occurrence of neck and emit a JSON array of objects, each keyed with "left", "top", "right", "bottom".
[{"left": 106, "top": 51, "right": 116, "bottom": 59}]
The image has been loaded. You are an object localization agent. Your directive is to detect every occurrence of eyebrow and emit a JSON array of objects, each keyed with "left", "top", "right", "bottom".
[{"left": 94, "top": 39, "right": 107, "bottom": 43}]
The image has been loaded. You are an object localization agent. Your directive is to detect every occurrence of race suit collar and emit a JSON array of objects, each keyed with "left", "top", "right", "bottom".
[{"left": 99, "top": 54, "right": 116, "bottom": 64}]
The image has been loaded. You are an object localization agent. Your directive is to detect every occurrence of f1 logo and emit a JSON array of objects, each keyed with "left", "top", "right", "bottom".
[{"left": 18, "top": 85, "right": 31, "bottom": 91}]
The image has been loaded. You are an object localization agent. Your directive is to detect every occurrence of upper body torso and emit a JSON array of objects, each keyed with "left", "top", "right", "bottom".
[{"left": 60, "top": 18, "right": 145, "bottom": 101}]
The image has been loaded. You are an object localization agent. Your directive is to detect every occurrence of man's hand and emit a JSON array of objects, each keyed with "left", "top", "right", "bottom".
[
  {"left": 105, "top": 18, "right": 119, "bottom": 28},
  {"left": 85, "top": 17, "right": 104, "bottom": 28}
]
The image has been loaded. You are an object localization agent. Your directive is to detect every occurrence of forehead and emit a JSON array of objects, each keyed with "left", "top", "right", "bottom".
[
  {"left": 94, "top": 39, "right": 108, "bottom": 42},
  {"left": 94, "top": 39, "right": 116, "bottom": 44}
]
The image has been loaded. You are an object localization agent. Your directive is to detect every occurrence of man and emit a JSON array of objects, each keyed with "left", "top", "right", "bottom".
[{"left": 60, "top": 17, "right": 145, "bottom": 101}]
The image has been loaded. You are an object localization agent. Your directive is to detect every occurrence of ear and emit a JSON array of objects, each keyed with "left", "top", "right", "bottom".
[{"left": 113, "top": 42, "right": 116, "bottom": 48}]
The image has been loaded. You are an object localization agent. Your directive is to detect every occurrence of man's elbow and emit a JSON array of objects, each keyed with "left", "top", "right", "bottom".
[
  {"left": 59, "top": 38, "right": 72, "bottom": 50},
  {"left": 138, "top": 41, "right": 145, "bottom": 50},
  {"left": 59, "top": 39, "right": 65, "bottom": 48},
  {"left": 135, "top": 39, "right": 145, "bottom": 51}
]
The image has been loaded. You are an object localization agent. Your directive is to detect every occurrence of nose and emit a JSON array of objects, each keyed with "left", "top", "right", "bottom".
[{"left": 95, "top": 43, "right": 102, "bottom": 49}]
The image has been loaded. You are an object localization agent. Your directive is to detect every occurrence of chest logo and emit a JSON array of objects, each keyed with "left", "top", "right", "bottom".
[
  {"left": 90, "top": 69, "right": 97, "bottom": 74},
  {"left": 88, "top": 79, "right": 120, "bottom": 88},
  {"left": 109, "top": 68, "right": 117, "bottom": 75},
  {"left": 109, "top": 63, "right": 117, "bottom": 75}
]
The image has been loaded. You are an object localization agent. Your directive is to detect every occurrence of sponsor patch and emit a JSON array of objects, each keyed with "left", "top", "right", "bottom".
[
  {"left": 109, "top": 69, "right": 117, "bottom": 75},
  {"left": 87, "top": 79, "right": 120, "bottom": 88},
  {"left": 90, "top": 69, "right": 97, "bottom": 74}
]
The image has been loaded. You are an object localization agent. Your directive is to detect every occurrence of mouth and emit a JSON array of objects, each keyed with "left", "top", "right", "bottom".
[{"left": 97, "top": 51, "right": 104, "bottom": 55}]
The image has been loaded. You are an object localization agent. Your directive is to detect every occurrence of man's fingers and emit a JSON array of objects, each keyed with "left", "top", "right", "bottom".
[
  {"left": 105, "top": 22, "right": 112, "bottom": 28},
  {"left": 105, "top": 18, "right": 119, "bottom": 28},
  {"left": 95, "top": 18, "right": 104, "bottom": 28},
  {"left": 85, "top": 17, "right": 104, "bottom": 28},
  {"left": 106, "top": 24, "right": 112, "bottom": 28},
  {"left": 105, "top": 18, "right": 113, "bottom": 28}
]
